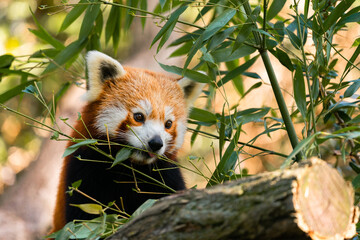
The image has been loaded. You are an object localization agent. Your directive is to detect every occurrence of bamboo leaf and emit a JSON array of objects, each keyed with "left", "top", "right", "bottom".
[
  {"left": 79, "top": 2, "right": 101, "bottom": 39},
  {"left": 344, "top": 80, "right": 360, "bottom": 98},
  {"left": 218, "top": 56, "right": 258, "bottom": 87},
  {"left": 63, "top": 139, "right": 97, "bottom": 158},
  {"left": 0, "top": 54, "right": 15, "bottom": 69},
  {"left": 158, "top": 63, "right": 211, "bottom": 83},
  {"left": 105, "top": 6, "right": 120, "bottom": 44},
  {"left": 202, "top": 9, "right": 237, "bottom": 41},
  {"left": 294, "top": 64, "right": 307, "bottom": 119},
  {"left": 212, "top": 45, "right": 257, "bottom": 62},
  {"left": 322, "top": 0, "right": 356, "bottom": 33},
  {"left": 151, "top": 5, "right": 188, "bottom": 48},
  {"left": 267, "top": 0, "right": 286, "bottom": 20},
  {"left": 0, "top": 80, "right": 36, "bottom": 103},
  {"left": 111, "top": 148, "right": 132, "bottom": 168},
  {"left": 71, "top": 204, "right": 103, "bottom": 215},
  {"left": 43, "top": 38, "right": 88, "bottom": 74},
  {"left": 59, "top": 0, "right": 88, "bottom": 32},
  {"left": 189, "top": 108, "right": 217, "bottom": 124}
]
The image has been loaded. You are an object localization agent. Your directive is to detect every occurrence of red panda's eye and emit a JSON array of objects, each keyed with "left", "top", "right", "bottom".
[
  {"left": 165, "top": 120, "right": 172, "bottom": 129},
  {"left": 134, "top": 113, "right": 145, "bottom": 123}
]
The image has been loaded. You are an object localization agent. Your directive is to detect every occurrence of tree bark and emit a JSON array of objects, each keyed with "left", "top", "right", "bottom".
[{"left": 108, "top": 158, "right": 358, "bottom": 240}]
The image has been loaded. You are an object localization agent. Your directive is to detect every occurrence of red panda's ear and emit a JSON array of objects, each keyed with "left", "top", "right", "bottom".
[
  {"left": 85, "top": 51, "right": 126, "bottom": 101},
  {"left": 178, "top": 77, "right": 205, "bottom": 109}
]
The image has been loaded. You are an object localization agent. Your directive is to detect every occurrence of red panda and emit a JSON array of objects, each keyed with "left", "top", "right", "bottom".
[{"left": 51, "top": 51, "right": 204, "bottom": 233}]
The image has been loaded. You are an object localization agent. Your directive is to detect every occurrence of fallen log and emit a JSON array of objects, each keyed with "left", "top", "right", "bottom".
[{"left": 107, "top": 158, "right": 358, "bottom": 240}]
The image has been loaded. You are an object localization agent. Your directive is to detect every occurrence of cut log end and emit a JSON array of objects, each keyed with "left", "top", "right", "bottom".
[{"left": 293, "top": 158, "right": 358, "bottom": 240}]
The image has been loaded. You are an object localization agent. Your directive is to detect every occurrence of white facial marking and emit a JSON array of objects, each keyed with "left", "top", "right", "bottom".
[
  {"left": 165, "top": 106, "right": 175, "bottom": 121},
  {"left": 95, "top": 103, "right": 127, "bottom": 137},
  {"left": 175, "top": 118, "right": 187, "bottom": 149}
]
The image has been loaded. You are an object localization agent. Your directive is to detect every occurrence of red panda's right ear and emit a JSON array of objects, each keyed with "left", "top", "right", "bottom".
[{"left": 84, "top": 51, "right": 126, "bottom": 101}]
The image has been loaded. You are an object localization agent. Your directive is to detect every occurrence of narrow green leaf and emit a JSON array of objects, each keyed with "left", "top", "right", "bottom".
[
  {"left": 218, "top": 56, "right": 258, "bottom": 87},
  {"left": 169, "top": 41, "right": 193, "bottom": 58},
  {"left": 59, "top": 0, "right": 88, "bottom": 32},
  {"left": 344, "top": 80, "right": 360, "bottom": 98},
  {"left": 0, "top": 80, "right": 36, "bottom": 103},
  {"left": 72, "top": 180, "right": 82, "bottom": 188},
  {"left": 30, "top": 10, "right": 64, "bottom": 50},
  {"left": 344, "top": 43, "right": 360, "bottom": 75},
  {"left": 208, "top": 26, "right": 236, "bottom": 51},
  {"left": 131, "top": 199, "right": 156, "bottom": 218},
  {"left": 352, "top": 174, "right": 360, "bottom": 189},
  {"left": 233, "top": 107, "right": 270, "bottom": 125},
  {"left": 233, "top": 6, "right": 259, "bottom": 52},
  {"left": 285, "top": 28, "right": 301, "bottom": 49},
  {"left": 0, "top": 69, "right": 36, "bottom": 78},
  {"left": 158, "top": 63, "right": 211, "bottom": 83},
  {"left": 189, "top": 108, "right": 217, "bottom": 124},
  {"left": 322, "top": 0, "right": 356, "bottom": 33},
  {"left": 63, "top": 139, "right": 97, "bottom": 158},
  {"left": 140, "top": 0, "right": 147, "bottom": 29},
  {"left": 212, "top": 45, "right": 257, "bottom": 62},
  {"left": 79, "top": 2, "right": 101, "bottom": 39},
  {"left": 43, "top": 38, "right": 88, "bottom": 74},
  {"left": 151, "top": 5, "right": 188, "bottom": 48},
  {"left": 112, "top": 148, "right": 132, "bottom": 168},
  {"left": 207, "top": 124, "right": 241, "bottom": 187},
  {"left": 0, "top": 54, "right": 15, "bottom": 69},
  {"left": 294, "top": 63, "right": 307, "bottom": 119},
  {"left": 274, "top": 21, "right": 285, "bottom": 43},
  {"left": 241, "top": 82, "right": 262, "bottom": 99},
  {"left": 281, "top": 133, "right": 319, "bottom": 169},
  {"left": 267, "top": 0, "right": 286, "bottom": 20},
  {"left": 157, "top": 20, "right": 176, "bottom": 52},
  {"left": 105, "top": 6, "right": 120, "bottom": 44},
  {"left": 30, "top": 48, "right": 60, "bottom": 59},
  {"left": 274, "top": 47, "right": 294, "bottom": 71},
  {"left": 203, "top": 9, "right": 237, "bottom": 41},
  {"left": 71, "top": 203, "right": 103, "bottom": 215}
]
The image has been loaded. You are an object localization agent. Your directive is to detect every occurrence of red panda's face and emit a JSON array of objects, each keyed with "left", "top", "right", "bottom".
[{"left": 84, "top": 51, "right": 204, "bottom": 164}]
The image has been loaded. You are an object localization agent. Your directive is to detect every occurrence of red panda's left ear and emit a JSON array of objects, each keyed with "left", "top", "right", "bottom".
[
  {"left": 85, "top": 51, "right": 126, "bottom": 101},
  {"left": 178, "top": 77, "right": 205, "bottom": 110}
]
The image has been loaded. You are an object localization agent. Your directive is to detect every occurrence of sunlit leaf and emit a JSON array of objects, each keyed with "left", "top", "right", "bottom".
[
  {"left": 63, "top": 139, "right": 97, "bottom": 158},
  {"left": 111, "top": 148, "right": 132, "bottom": 168},
  {"left": 59, "top": 0, "right": 88, "bottom": 32},
  {"left": 71, "top": 203, "right": 103, "bottom": 215}
]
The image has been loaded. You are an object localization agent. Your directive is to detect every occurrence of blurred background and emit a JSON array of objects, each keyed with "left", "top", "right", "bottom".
[{"left": 0, "top": 0, "right": 359, "bottom": 239}]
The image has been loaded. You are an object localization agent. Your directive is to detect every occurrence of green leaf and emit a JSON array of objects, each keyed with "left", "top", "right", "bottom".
[
  {"left": 203, "top": 9, "right": 237, "bottom": 41},
  {"left": 293, "top": 64, "right": 307, "bottom": 119},
  {"left": 352, "top": 174, "right": 360, "bottom": 189},
  {"left": 184, "top": 8, "right": 237, "bottom": 71},
  {"left": 169, "top": 41, "right": 193, "bottom": 58},
  {"left": 72, "top": 179, "right": 82, "bottom": 188},
  {"left": 218, "top": 56, "right": 258, "bottom": 87},
  {"left": 232, "top": 107, "right": 270, "bottom": 125},
  {"left": 343, "top": 43, "right": 360, "bottom": 76},
  {"left": 112, "top": 148, "right": 132, "bottom": 168},
  {"left": 274, "top": 21, "right": 285, "bottom": 43},
  {"left": 105, "top": 5, "right": 120, "bottom": 44},
  {"left": 272, "top": 47, "right": 294, "bottom": 71},
  {"left": 241, "top": 82, "right": 262, "bottom": 99},
  {"left": 158, "top": 63, "right": 211, "bottom": 83},
  {"left": 285, "top": 28, "right": 301, "bottom": 49},
  {"left": 79, "top": 2, "right": 101, "bottom": 39},
  {"left": 59, "top": 0, "right": 88, "bottom": 32},
  {"left": 157, "top": 20, "right": 176, "bottom": 52},
  {"left": 0, "top": 54, "right": 15, "bottom": 69},
  {"left": 281, "top": 133, "right": 320, "bottom": 169},
  {"left": 212, "top": 45, "right": 257, "bottom": 62},
  {"left": 208, "top": 26, "right": 236, "bottom": 51},
  {"left": 63, "top": 139, "right": 97, "bottom": 158},
  {"left": 322, "top": 0, "right": 356, "bottom": 33},
  {"left": 207, "top": 124, "right": 241, "bottom": 187},
  {"left": 131, "top": 199, "right": 157, "bottom": 218},
  {"left": 0, "top": 80, "right": 36, "bottom": 103},
  {"left": 30, "top": 48, "right": 60, "bottom": 59},
  {"left": 30, "top": 10, "right": 64, "bottom": 50},
  {"left": 151, "top": 5, "right": 188, "bottom": 48},
  {"left": 43, "top": 38, "right": 88, "bottom": 74},
  {"left": 344, "top": 80, "right": 360, "bottom": 98},
  {"left": 267, "top": 0, "right": 286, "bottom": 20},
  {"left": 71, "top": 203, "right": 103, "bottom": 215},
  {"left": 189, "top": 108, "right": 217, "bottom": 124}
]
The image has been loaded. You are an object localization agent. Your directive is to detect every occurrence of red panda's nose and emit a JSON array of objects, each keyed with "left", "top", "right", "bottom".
[{"left": 148, "top": 135, "right": 163, "bottom": 152}]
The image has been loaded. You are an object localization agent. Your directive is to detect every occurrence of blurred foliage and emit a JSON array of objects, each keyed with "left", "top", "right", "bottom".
[{"left": 0, "top": 0, "right": 359, "bottom": 238}]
